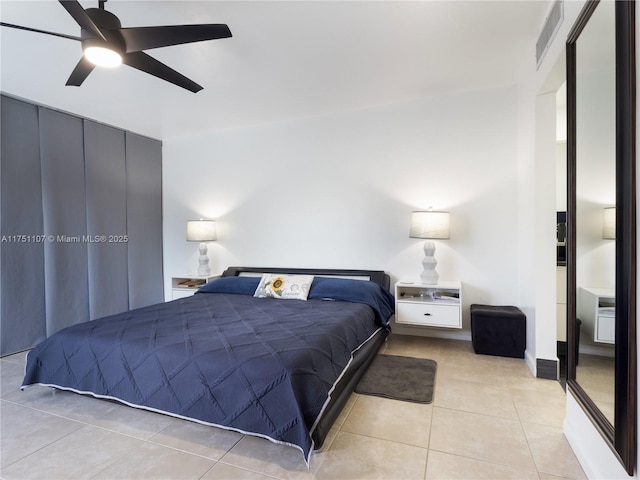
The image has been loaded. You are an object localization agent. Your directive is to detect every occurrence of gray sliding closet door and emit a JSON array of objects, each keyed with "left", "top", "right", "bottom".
[
  {"left": 1, "top": 97, "right": 46, "bottom": 354},
  {"left": 84, "top": 121, "right": 129, "bottom": 319},
  {"left": 126, "top": 132, "right": 163, "bottom": 308},
  {"left": 39, "top": 108, "right": 90, "bottom": 335},
  {"left": 0, "top": 95, "right": 163, "bottom": 356}
]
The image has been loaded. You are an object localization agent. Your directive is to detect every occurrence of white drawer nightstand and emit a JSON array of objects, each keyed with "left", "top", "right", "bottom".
[
  {"left": 171, "top": 274, "right": 219, "bottom": 299},
  {"left": 395, "top": 281, "right": 462, "bottom": 329},
  {"left": 579, "top": 287, "right": 615, "bottom": 344}
]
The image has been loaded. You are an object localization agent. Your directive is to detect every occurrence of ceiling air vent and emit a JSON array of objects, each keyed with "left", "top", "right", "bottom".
[{"left": 536, "top": 0, "right": 563, "bottom": 69}]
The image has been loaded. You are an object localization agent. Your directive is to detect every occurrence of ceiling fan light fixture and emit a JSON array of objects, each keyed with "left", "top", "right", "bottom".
[
  {"left": 2, "top": 0, "right": 232, "bottom": 91},
  {"left": 83, "top": 45, "right": 122, "bottom": 67}
]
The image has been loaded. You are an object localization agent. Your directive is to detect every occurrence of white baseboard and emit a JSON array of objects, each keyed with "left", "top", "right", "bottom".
[{"left": 524, "top": 349, "right": 537, "bottom": 377}]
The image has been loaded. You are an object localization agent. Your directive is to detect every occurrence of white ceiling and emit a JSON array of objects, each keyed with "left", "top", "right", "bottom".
[{"left": 0, "top": 0, "right": 549, "bottom": 140}]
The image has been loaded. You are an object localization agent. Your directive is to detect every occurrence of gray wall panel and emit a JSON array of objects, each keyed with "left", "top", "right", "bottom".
[
  {"left": 0, "top": 97, "right": 46, "bottom": 354},
  {"left": 84, "top": 121, "right": 129, "bottom": 319},
  {"left": 0, "top": 95, "right": 163, "bottom": 356},
  {"left": 39, "top": 108, "right": 90, "bottom": 334},
  {"left": 126, "top": 132, "right": 163, "bottom": 308}
]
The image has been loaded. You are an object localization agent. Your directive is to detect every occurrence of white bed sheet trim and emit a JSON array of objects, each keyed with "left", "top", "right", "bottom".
[
  {"left": 20, "top": 379, "right": 308, "bottom": 463},
  {"left": 20, "top": 326, "right": 384, "bottom": 468},
  {"left": 307, "top": 326, "right": 383, "bottom": 452}
]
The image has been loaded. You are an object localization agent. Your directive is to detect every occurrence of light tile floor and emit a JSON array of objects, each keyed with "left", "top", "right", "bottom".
[{"left": 0, "top": 335, "right": 586, "bottom": 480}]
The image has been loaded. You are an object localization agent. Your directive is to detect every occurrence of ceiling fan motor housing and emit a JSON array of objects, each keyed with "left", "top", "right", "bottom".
[{"left": 81, "top": 7, "right": 124, "bottom": 56}]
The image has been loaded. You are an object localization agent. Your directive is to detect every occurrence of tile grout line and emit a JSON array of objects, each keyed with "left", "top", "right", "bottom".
[{"left": 423, "top": 391, "right": 436, "bottom": 480}]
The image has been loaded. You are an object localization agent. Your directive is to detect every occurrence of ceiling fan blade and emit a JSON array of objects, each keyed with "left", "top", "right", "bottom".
[
  {"left": 123, "top": 51, "right": 202, "bottom": 93},
  {"left": 59, "top": 0, "right": 106, "bottom": 41},
  {"left": 119, "top": 24, "right": 232, "bottom": 53},
  {"left": 0, "top": 22, "right": 81, "bottom": 41},
  {"left": 66, "top": 56, "right": 96, "bottom": 86}
]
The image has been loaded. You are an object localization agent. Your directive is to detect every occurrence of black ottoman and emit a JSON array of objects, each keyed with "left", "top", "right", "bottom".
[{"left": 471, "top": 304, "right": 526, "bottom": 358}]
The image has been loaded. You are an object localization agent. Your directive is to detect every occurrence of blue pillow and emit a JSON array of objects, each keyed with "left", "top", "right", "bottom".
[
  {"left": 196, "top": 276, "right": 260, "bottom": 295},
  {"left": 308, "top": 277, "right": 395, "bottom": 326}
]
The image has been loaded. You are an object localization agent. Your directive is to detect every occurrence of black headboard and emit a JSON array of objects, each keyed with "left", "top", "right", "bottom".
[{"left": 221, "top": 266, "right": 390, "bottom": 291}]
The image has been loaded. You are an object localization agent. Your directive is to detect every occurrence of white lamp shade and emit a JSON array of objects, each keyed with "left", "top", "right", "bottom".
[
  {"left": 187, "top": 220, "right": 217, "bottom": 242},
  {"left": 410, "top": 211, "right": 450, "bottom": 239},
  {"left": 602, "top": 207, "right": 616, "bottom": 240}
]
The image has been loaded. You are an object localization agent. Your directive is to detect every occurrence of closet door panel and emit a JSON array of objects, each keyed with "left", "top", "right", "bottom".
[
  {"left": 0, "top": 96, "right": 164, "bottom": 355},
  {"left": 39, "top": 108, "right": 90, "bottom": 334},
  {"left": 126, "top": 132, "right": 163, "bottom": 308},
  {"left": 84, "top": 120, "right": 129, "bottom": 319},
  {"left": 0, "top": 97, "right": 46, "bottom": 354}
]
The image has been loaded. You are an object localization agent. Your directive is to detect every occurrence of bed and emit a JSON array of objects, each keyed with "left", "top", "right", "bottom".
[{"left": 21, "top": 266, "right": 393, "bottom": 464}]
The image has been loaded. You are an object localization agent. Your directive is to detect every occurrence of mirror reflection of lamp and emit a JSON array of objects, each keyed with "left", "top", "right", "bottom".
[
  {"left": 186, "top": 219, "right": 217, "bottom": 275},
  {"left": 602, "top": 207, "right": 616, "bottom": 240},
  {"left": 410, "top": 210, "right": 450, "bottom": 284}
]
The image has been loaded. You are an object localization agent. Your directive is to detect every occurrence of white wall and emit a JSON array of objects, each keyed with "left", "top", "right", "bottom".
[
  {"left": 535, "top": 90, "right": 560, "bottom": 369},
  {"left": 163, "top": 86, "right": 520, "bottom": 338},
  {"left": 557, "top": 142, "right": 567, "bottom": 211},
  {"left": 575, "top": 66, "right": 616, "bottom": 291},
  {"left": 513, "top": 45, "right": 564, "bottom": 375}
]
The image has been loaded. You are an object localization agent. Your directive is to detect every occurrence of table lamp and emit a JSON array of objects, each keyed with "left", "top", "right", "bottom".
[
  {"left": 187, "top": 219, "right": 217, "bottom": 275},
  {"left": 410, "top": 210, "right": 450, "bottom": 284}
]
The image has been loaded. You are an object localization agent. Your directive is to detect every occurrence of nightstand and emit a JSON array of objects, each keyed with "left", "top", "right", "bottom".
[
  {"left": 579, "top": 287, "right": 615, "bottom": 344},
  {"left": 395, "top": 281, "right": 462, "bottom": 328},
  {"left": 171, "top": 274, "right": 219, "bottom": 299}
]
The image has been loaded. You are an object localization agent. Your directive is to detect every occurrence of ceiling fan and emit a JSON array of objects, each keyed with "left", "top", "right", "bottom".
[{"left": 0, "top": 0, "right": 232, "bottom": 93}]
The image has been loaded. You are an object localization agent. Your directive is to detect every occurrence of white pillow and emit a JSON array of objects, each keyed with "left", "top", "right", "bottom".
[{"left": 253, "top": 274, "right": 314, "bottom": 300}]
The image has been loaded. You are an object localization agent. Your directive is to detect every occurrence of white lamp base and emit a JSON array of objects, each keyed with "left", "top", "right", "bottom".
[
  {"left": 420, "top": 240, "right": 439, "bottom": 284},
  {"left": 197, "top": 242, "right": 211, "bottom": 276}
]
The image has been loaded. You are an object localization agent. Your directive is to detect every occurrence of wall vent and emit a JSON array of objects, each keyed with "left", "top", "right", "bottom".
[{"left": 536, "top": 0, "right": 564, "bottom": 69}]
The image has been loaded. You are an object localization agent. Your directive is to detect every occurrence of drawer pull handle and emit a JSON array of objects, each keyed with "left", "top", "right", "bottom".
[{"left": 424, "top": 313, "right": 432, "bottom": 316}]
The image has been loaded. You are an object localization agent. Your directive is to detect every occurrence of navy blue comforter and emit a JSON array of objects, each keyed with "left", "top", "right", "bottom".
[{"left": 22, "top": 278, "right": 394, "bottom": 462}]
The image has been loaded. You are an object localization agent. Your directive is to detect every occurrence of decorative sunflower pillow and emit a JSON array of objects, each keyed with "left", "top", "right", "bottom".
[{"left": 253, "top": 274, "right": 314, "bottom": 300}]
